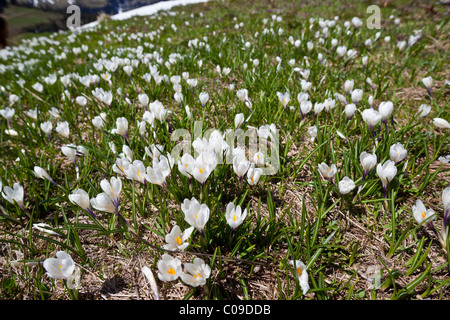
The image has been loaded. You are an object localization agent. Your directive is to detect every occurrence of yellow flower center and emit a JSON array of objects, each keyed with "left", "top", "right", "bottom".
[
  {"left": 137, "top": 169, "right": 142, "bottom": 179},
  {"left": 166, "top": 267, "right": 176, "bottom": 275},
  {"left": 175, "top": 236, "right": 182, "bottom": 245},
  {"left": 297, "top": 267, "right": 302, "bottom": 276},
  {"left": 233, "top": 214, "right": 237, "bottom": 221},
  {"left": 199, "top": 167, "right": 205, "bottom": 175},
  {"left": 60, "top": 264, "right": 63, "bottom": 269},
  {"left": 422, "top": 211, "right": 426, "bottom": 219},
  {"left": 193, "top": 273, "right": 202, "bottom": 279}
]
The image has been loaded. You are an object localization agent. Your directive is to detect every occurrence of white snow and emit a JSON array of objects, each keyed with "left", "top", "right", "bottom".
[{"left": 79, "top": 0, "right": 209, "bottom": 29}]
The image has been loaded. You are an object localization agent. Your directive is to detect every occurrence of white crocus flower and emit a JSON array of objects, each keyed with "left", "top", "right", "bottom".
[
  {"left": 422, "top": 76, "right": 433, "bottom": 96},
  {"left": 69, "top": 189, "right": 94, "bottom": 217},
  {"left": 178, "top": 153, "right": 195, "bottom": 177},
  {"left": 379, "top": 101, "right": 394, "bottom": 127},
  {"left": 389, "top": 143, "right": 407, "bottom": 164},
  {"left": 362, "top": 108, "right": 382, "bottom": 131},
  {"left": 199, "top": 92, "right": 209, "bottom": 107},
  {"left": 318, "top": 163, "right": 337, "bottom": 182},
  {"left": 276, "top": 91, "right": 290, "bottom": 109},
  {"left": 360, "top": 152, "right": 377, "bottom": 181},
  {"left": 344, "top": 103, "right": 356, "bottom": 121},
  {"left": 225, "top": 202, "right": 248, "bottom": 230},
  {"left": 289, "top": 260, "right": 310, "bottom": 295},
  {"left": 233, "top": 154, "right": 250, "bottom": 179},
  {"left": 124, "top": 160, "right": 147, "bottom": 184},
  {"left": 191, "top": 151, "right": 216, "bottom": 185},
  {"left": 40, "top": 121, "right": 53, "bottom": 140},
  {"left": 339, "top": 176, "right": 356, "bottom": 194},
  {"left": 181, "top": 197, "right": 210, "bottom": 236},
  {"left": 99, "top": 177, "right": 122, "bottom": 209},
  {"left": 412, "top": 199, "right": 435, "bottom": 224},
  {"left": 433, "top": 118, "right": 450, "bottom": 129},
  {"left": 376, "top": 160, "right": 397, "bottom": 198},
  {"left": 418, "top": 104, "right": 431, "bottom": 118},
  {"left": 138, "top": 93, "right": 149, "bottom": 108},
  {"left": 247, "top": 164, "right": 262, "bottom": 186},
  {"left": 56, "top": 121, "right": 70, "bottom": 139},
  {"left": 146, "top": 154, "right": 173, "bottom": 186},
  {"left": 43, "top": 251, "right": 75, "bottom": 281},
  {"left": 351, "top": 89, "right": 363, "bottom": 104},
  {"left": 163, "top": 225, "right": 194, "bottom": 251},
  {"left": 180, "top": 258, "right": 211, "bottom": 287},
  {"left": 90, "top": 192, "right": 117, "bottom": 214},
  {"left": 157, "top": 254, "right": 182, "bottom": 282},
  {"left": 114, "top": 117, "right": 129, "bottom": 139},
  {"left": 34, "top": 166, "right": 59, "bottom": 186},
  {"left": 234, "top": 113, "right": 245, "bottom": 129},
  {"left": 1, "top": 182, "right": 25, "bottom": 209}
]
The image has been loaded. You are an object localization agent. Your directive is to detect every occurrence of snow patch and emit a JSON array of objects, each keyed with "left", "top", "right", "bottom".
[{"left": 79, "top": 0, "right": 209, "bottom": 30}]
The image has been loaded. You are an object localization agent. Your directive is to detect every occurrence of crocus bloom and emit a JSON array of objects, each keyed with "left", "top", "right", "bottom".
[
  {"left": 178, "top": 153, "right": 195, "bottom": 178},
  {"left": 146, "top": 155, "right": 173, "bottom": 186},
  {"left": 157, "top": 254, "right": 182, "bottom": 282},
  {"left": 149, "top": 100, "right": 168, "bottom": 122},
  {"left": 289, "top": 260, "right": 310, "bottom": 295},
  {"left": 234, "top": 113, "right": 245, "bottom": 129},
  {"left": 362, "top": 108, "right": 382, "bottom": 133},
  {"left": 433, "top": 118, "right": 450, "bottom": 129},
  {"left": 351, "top": 89, "right": 363, "bottom": 104},
  {"left": 339, "top": 176, "right": 356, "bottom": 194},
  {"left": 344, "top": 79, "right": 354, "bottom": 94},
  {"left": 247, "top": 164, "right": 263, "bottom": 186},
  {"left": 1, "top": 182, "right": 24, "bottom": 209},
  {"left": 376, "top": 160, "right": 397, "bottom": 198},
  {"left": 100, "top": 177, "right": 122, "bottom": 209},
  {"left": 191, "top": 151, "right": 216, "bottom": 185},
  {"left": 236, "top": 89, "right": 249, "bottom": 103},
  {"left": 43, "top": 251, "right": 75, "bottom": 280},
  {"left": 114, "top": 117, "right": 129, "bottom": 139},
  {"left": 225, "top": 202, "right": 248, "bottom": 230},
  {"left": 199, "top": 92, "right": 209, "bottom": 107},
  {"left": 69, "top": 189, "right": 95, "bottom": 218},
  {"left": 124, "top": 160, "right": 146, "bottom": 184},
  {"left": 61, "top": 144, "right": 77, "bottom": 163},
  {"left": 412, "top": 199, "right": 435, "bottom": 224},
  {"left": 34, "top": 166, "right": 59, "bottom": 186},
  {"left": 163, "top": 225, "right": 194, "bottom": 251},
  {"left": 180, "top": 258, "right": 211, "bottom": 287},
  {"left": 233, "top": 154, "right": 250, "bottom": 179},
  {"left": 307, "top": 126, "right": 317, "bottom": 141},
  {"left": 389, "top": 143, "right": 407, "bottom": 164},
  {"left": 344, "top": 103, "right": 356, "bottom": 121},
  {"left": 90, "top": 192, "right": 117, "bottom": 214},
  {"left": 56, "top": 121, "right": 70, "bottom": 139},
  {"left": 443, "top": 187, "right": 450, "bottom": 217},
  {"left": 138, "top": 93, "right": 149, "bottom": 108},
  {"left": 418, "top": 104, "right": 431, "bottom": 118},
  {"left": 181, "top": 197, "right": 210, "bottom": 236},
  {"left": 300, "top": 100, "right": 312, "bottom": 117},
  {"left": 141, "top": 266, "right": 159, "bottom": 300},
  {"left": 276, "top": 91, "right": 290, "bottom": 109},
  {"left": 422, "top": 76, "right": 433, "bottom": 97},
  {"left": 40, "top": 121, "right": 53, "bottom": 140},
  {"left": 379, "top": 101, "right": 394, "bottom": 129},
  {"left": 318, "top": 163, "right": 337, "bottom": 182},
  {"left": 360, "top": 152, "right": 377, "bottom": 181}
]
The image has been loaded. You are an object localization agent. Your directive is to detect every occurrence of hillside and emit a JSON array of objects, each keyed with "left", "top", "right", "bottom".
[{"left": 0, "top": 0, "right": 449, "bottom": 303}]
